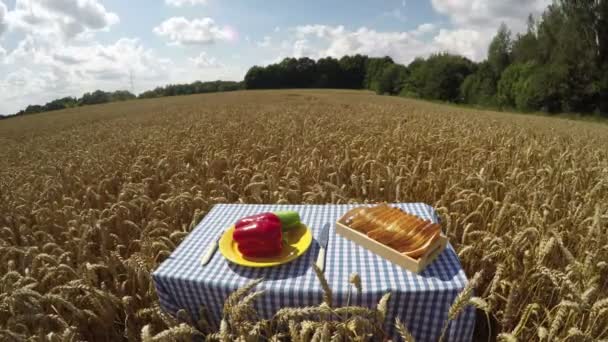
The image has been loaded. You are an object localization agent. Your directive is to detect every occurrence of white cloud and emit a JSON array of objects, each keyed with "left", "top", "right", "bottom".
[
  {"left": 0, "top": 36, "right": 175, "bottom": 113},
  {"left": 412, "top": 23, "right": 436, "bottom": 36},
  {"left": 274, "top": 22, "right": 495, "bottom": 64},
  {"left": 72, "top": 38, "right": 173, "bottom": 81},
  {"left": 2, "top": 68, "right": 48, "bottom": 92},
  {"left": 0, "top": 27, "right": 247, "bottom": 114},
  {"left": 0, "top": 1, "right": 7, "bottom": 36},
  {"left": 431, "top": 0, "right": 550, "bottom": 30},
  {"left": 40, "top": 0, "right": 119, "bottom": 30},
  {"left": 0, "top": 66, "right": 85, "bottom": 114},
  {"left": 433, "top": 28, "right": 484, "bottom": 60},
  {"left": 295, "top": 25, "right": 346, "bottom": 39},
  {"left": 165, "top": 0, "right": 208, "bottom": 7},
  {"left": 177, "top": 55, "right": 244, "bottom": 83},
  {"left": 5, "top": 35, "right": 44, "bottom": 65},
  {"left": 0, "top": 0, "right": 553, "bottom": 115},
  {"left": 6, "top": 0, "right": 119, "bottom": 40},
  {"left": 429, "top": 0, "right": 551, "bottom": 60},
  {"left": 292, "top": 39, "right": 313, "bottom": 58},
  {"left": 287, "top": 25, "right": 434, "bottom": 64},
  {"left": 275, "top": 1, "right": 551, "bottom": 66},
  {"left": 0, "top": 2, "right": 247, "bottom": 115},
  {"left": 256, "top": 36, "right": 271, "bottom": 48},
  {"left": 153, "top": 17, "right": 237, "bottom": 45},
  {"left": 189, "top": 52, "right": 222, "bottom": 68}
]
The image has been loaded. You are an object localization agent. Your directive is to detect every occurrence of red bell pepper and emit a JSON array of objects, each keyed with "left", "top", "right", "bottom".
[
  {"left": 235, "top": 211, "right": 301, "bottom": 231},
  {"left": 233, "top": 213, "right": 283, "bottom": 257},
  {"left": 235, "top": 212, "right": 280, "bottom": 230}
]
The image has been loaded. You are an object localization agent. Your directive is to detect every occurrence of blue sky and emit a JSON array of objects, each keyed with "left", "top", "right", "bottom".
[{"left": 0, "top": 0, "right": 551, "bottom": 114}]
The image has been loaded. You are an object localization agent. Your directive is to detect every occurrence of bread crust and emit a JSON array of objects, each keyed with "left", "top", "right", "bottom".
[{"left": 347, "top": 204, "right": 441, "bottom": 259}]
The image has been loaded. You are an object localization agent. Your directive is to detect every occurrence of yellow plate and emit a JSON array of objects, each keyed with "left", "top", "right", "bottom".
[{"left": 218, "top": 224, "right": 313, "bottom": 267}]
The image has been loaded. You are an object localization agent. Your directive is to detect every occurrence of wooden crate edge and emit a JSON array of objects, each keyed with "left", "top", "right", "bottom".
[{"left": 335, "top": 221, "right": 447, "bottom": 273}]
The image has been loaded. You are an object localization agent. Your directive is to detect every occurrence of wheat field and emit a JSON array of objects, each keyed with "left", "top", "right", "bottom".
[{"left": 1, "top": 89, "right": 607, "bottom": 341}]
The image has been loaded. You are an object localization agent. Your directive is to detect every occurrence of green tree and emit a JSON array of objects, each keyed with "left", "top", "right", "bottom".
[
  {"left": 402, "top": 58, "right": 425, "bottom": 97},
  {"left": 19, "top": 105, "right": 44, "bottom": 115},
  {"left": 315, "top": 57, "right": 342, "bottom": 88},
  {"left": 496, "top": 62, "right": 537, "bottom": 109},
  {"left": 110, "top": 90, "right": 136, "bottom": 101},
  {"left": 405, "top": 53, "right": 474, "bottom": 102},
  {"left": 43, "top": 97, "right": 77, "bottom": 111},
  {"left": 278, "top": 58, "right": 298, "bottom": 87},
  {"left": 488, "top": 23, "right": 512, "bottom": 75},
  {"left": 364, "top": 56, "right": 394, "bottom": 91},
  {"left": 512, "top": 15, "right": 539, "bottom": 63},
  {"left": 295, "top": 57, "right": 317, "bottom": 87},
  {"left": 244, "top": 66, "right": 268, "bottom": 89},
  {"left": 515, "top": 63, "right": 567, "bottom": 112},
  {"left": 338, "top": 54, "right": 368, "bottom": 89},
  {"left": 536, "top": 5, "right": 564, "bottom": 64},
  {"left": 460, "top": 62, "right": 498, "bottom": 106},
  {"left": 549, "top": 1, "right": 600, "bottom": 112},
  {"left": 376, "top": 64, "right": 408, "bottom": 95},
  {"left": 79, "top": 90, "right": 111, "bottom": 105}
]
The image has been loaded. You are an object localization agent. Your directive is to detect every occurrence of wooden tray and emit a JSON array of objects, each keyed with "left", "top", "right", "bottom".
[{"left": 335, "top": 208, "right": 448, "bottom": 273}]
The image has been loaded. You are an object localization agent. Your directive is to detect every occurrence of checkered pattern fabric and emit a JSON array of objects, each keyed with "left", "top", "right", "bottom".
[{"left": 153, "top": 203, "right": 475, "bottom": 341}]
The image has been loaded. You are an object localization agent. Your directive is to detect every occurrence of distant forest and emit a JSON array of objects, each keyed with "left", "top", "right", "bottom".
[
  {"left": 245, "top": 1, "right": 607, "bottom": 115},
  {"left": 2, "top": 81, "right": 242, "bottom": 119},
  {"left": 4, "top": 1, "right": 607, "bottom": 119}
]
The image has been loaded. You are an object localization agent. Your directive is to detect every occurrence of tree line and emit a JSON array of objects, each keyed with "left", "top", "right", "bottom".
[
  {"left": 9, "top": 90, "right": 136, "bottom": 118},
  {"left": 3, "top": 81, "right": 243, "bottom": 119},
  {"left": 4, "top": 0, "right": 606, "bottom": 119},
  {"left": 244, "top": 55, "right": 409, "bottom": 96},
  {"left": 244, "top": 1, "right": 607, "bottom": 116},
  {"left": 138, "top": 80, "right": 241, "bottom": 99},
  {"left": 464, "top": 0, "right": 607, "bottom": 114},
  {"left": 243, "top": 53, "right": 480, "bottom": 103}
]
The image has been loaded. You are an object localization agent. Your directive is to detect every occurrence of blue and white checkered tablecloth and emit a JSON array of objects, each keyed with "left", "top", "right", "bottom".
[{"left": 153, "top": 203, "right": 475, "bottom": 341}]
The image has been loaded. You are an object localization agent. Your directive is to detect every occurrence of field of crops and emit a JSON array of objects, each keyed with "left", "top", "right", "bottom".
[{"left": 1, "top": 89, "right": 607, "bottom": 341}]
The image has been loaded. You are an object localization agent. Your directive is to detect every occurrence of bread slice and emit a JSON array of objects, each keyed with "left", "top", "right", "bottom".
[{"left": 344, "top": 204, "right": 442, "bottom": 259}]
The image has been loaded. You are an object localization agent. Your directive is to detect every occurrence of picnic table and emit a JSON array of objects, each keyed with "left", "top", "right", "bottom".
[{"left": 152, "top": 203, "right": 475, "bottom": 341}]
